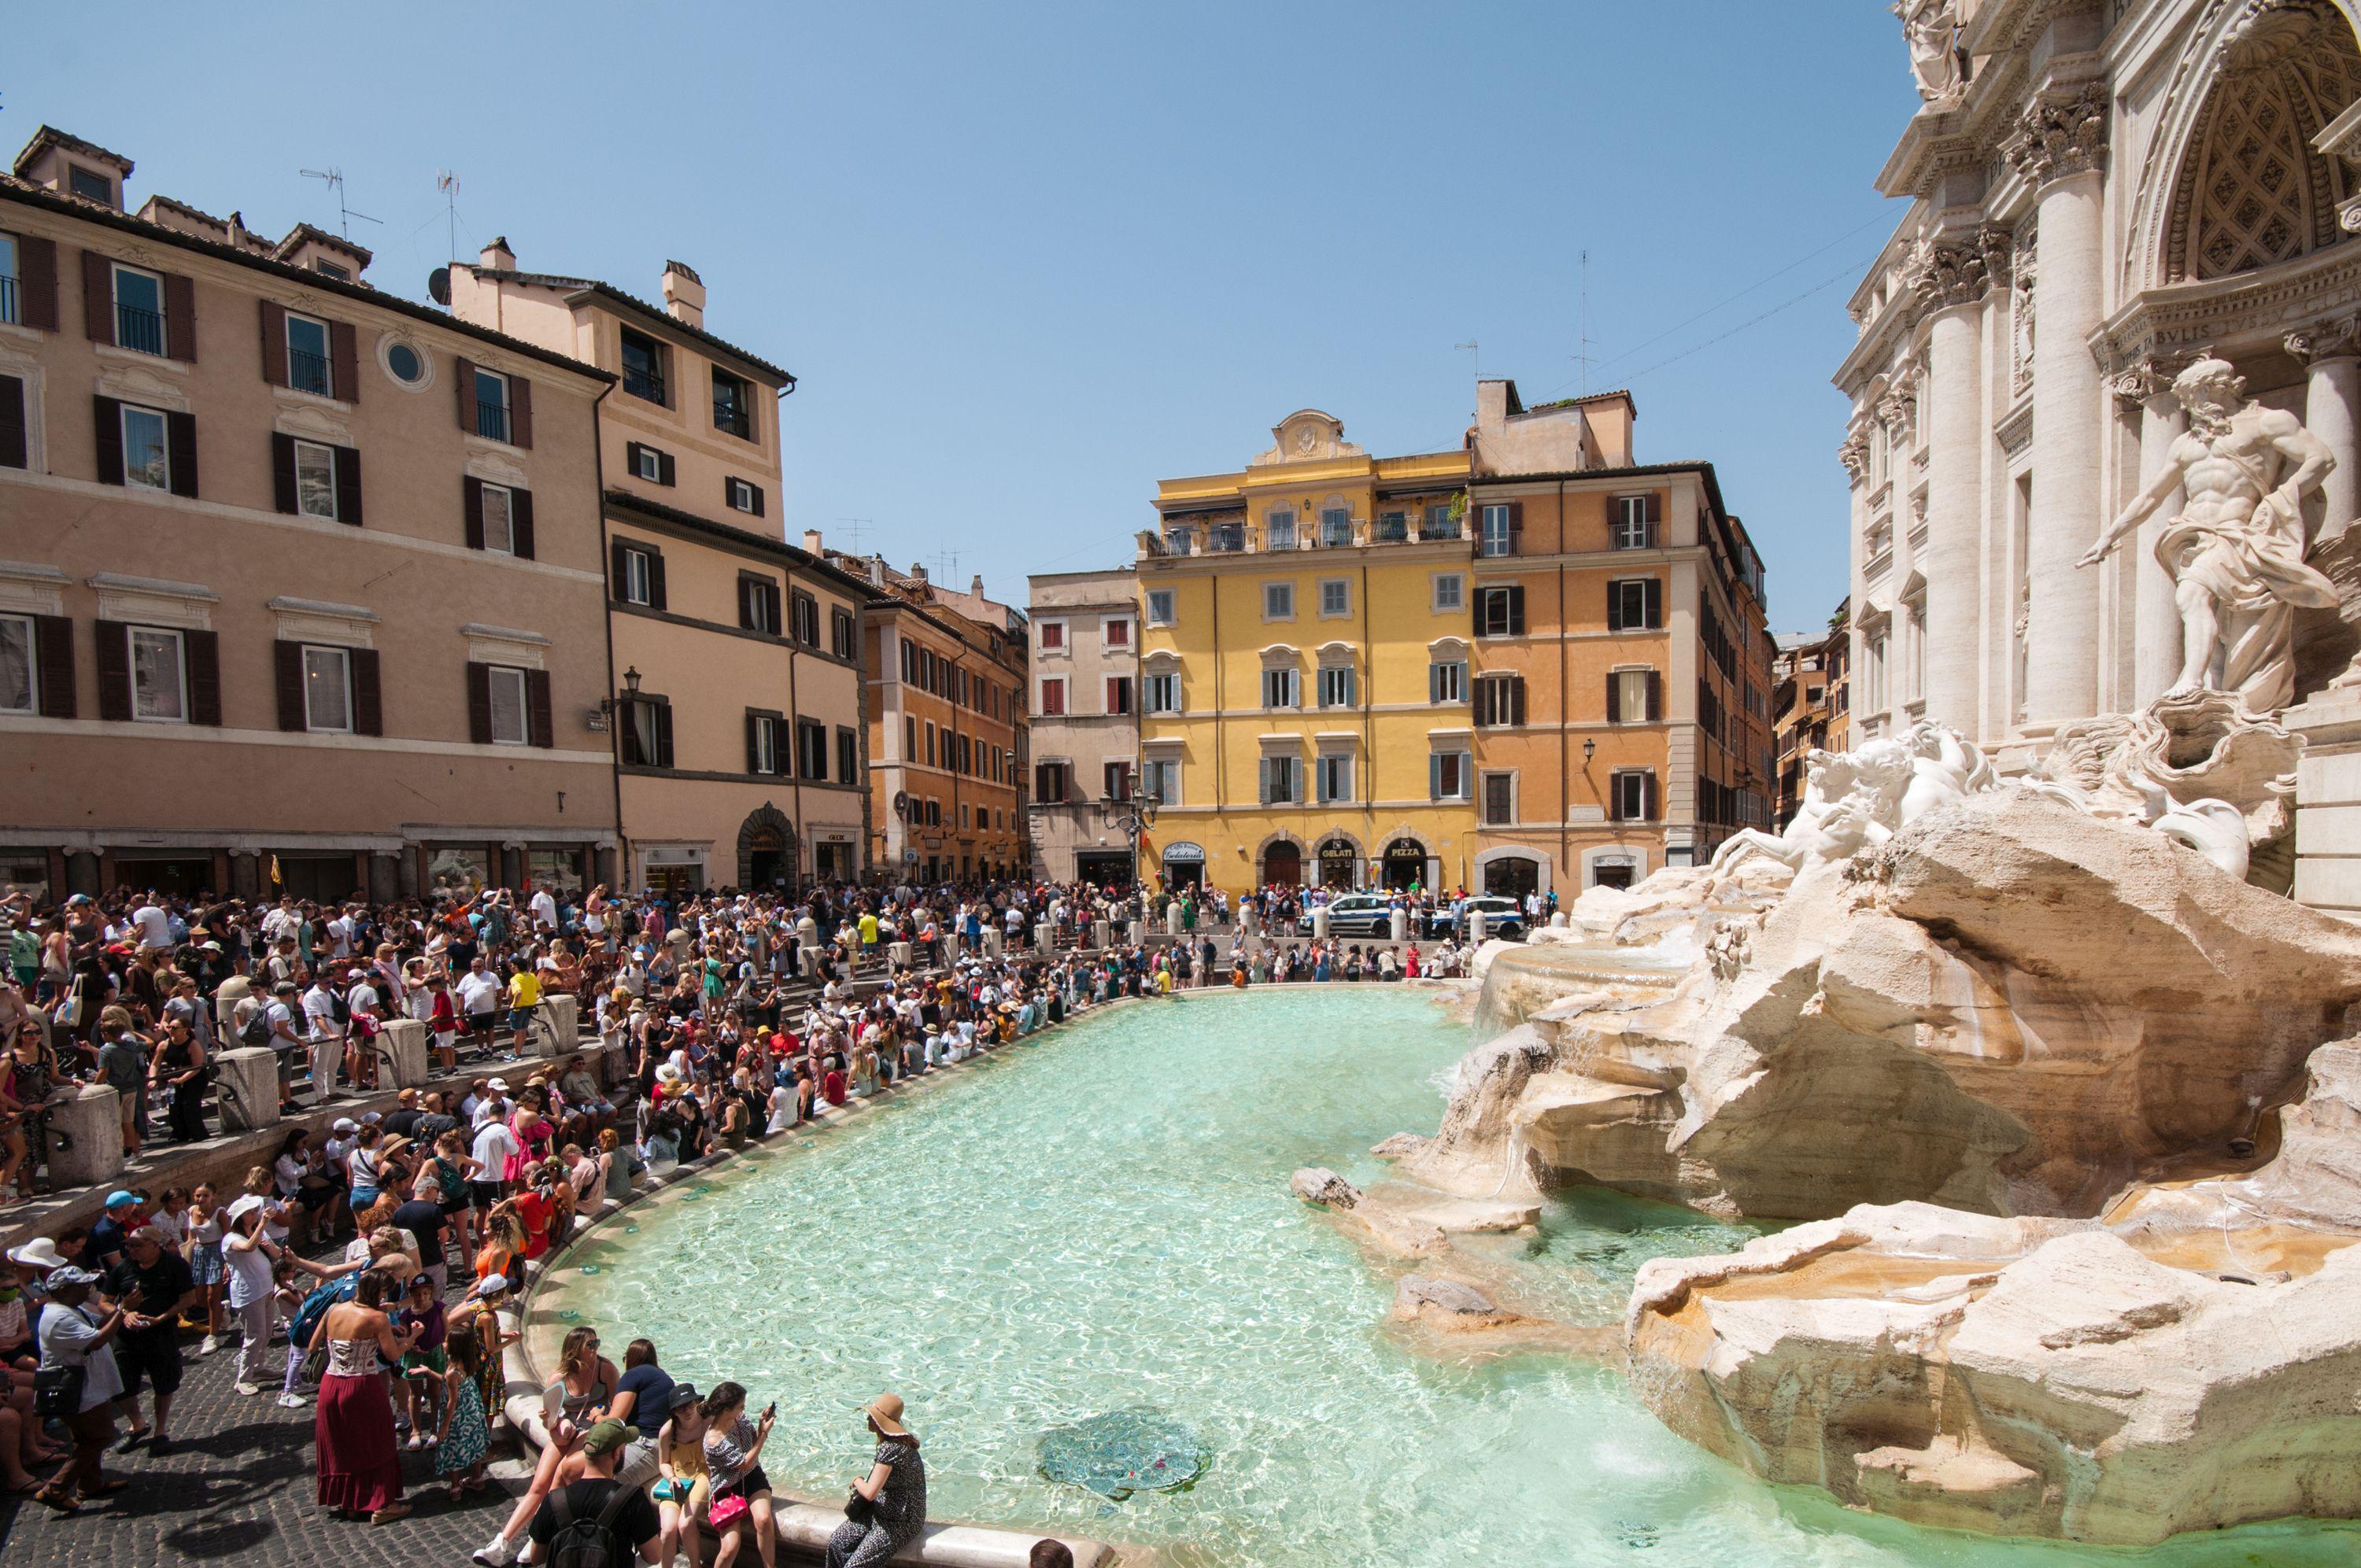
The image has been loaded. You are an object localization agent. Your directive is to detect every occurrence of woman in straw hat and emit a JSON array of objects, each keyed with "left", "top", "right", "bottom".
[{"left": 825, "top": 1393, "right": 926, "bottom": 1568}]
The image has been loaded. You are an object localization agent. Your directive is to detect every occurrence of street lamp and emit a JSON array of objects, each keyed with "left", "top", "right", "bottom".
[
  {"left": 593, "top": 667, "right": 644, "bottom": 731},
  {"left": 1582, "top": 737, "right": 1596, "bottom": 765},
  {"left": 1098, "top": 793, "right": 1158, "bottom": 906}
]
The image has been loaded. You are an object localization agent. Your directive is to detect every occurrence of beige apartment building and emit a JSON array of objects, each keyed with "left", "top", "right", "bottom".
[
  {"left": 1025, "top": 566, "right": 1140, "bottom": 885},
  {"left": 0, "top": 127, "right": 618, "bottom": 904},
  {"left": 449, "top": 242, "right": 870, "bottom": 894}
]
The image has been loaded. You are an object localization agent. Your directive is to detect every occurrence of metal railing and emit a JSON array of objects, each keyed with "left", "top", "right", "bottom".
[
  {"left": 475, "top": 401, "right": 511, "bottom": 442},
  {"left": 116, "top": 302, "right": 164, "bottom": 355},
  {"left": 288, "top": 345, "right": 332, "bottom": 397},
  {"left": 624, "top": 366, "right": 667, "bottom": 404}
]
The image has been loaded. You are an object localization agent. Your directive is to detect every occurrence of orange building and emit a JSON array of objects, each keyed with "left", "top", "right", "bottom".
[{"left": 1462, "top": 382, "right": 1773, "bottom": 894}]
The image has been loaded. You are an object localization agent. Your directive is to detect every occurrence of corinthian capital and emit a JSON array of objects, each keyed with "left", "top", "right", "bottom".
[
  {"left": 2005, "top": 82, "right": 2109, "bottom": 186},
  {"left": 1907, "top": 233, "right": 1993, "bottom": 311},
  {"left": 1838, "top": 431, "right": 1871, "bottom": 483},
  {"left": 2285, "top": 317, "right": 2361, "bottom": 366}
]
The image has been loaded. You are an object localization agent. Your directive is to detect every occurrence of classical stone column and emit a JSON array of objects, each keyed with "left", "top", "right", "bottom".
[
  {"left": 2116, "top": 363, "right": 2189, "bottom": 706},
  {"left": 1908, "top": 231, "right": 2000, "bottom": 734},
  {"left": 2010, "top": 83, "right": 2109, "bottom": 729},
  {"left": 2287, "top": 321, "right": 2360, "bottom": 542}
]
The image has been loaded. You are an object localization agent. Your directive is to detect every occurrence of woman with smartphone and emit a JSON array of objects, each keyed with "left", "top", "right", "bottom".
[{"left": 699, "top": 1382, "right": 778, "bottom": 1568}]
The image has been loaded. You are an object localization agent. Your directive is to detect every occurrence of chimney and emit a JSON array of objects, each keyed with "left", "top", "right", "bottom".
[
  {"left": 661, "top": 260, "right": 705, "bottom": 329},
  {"left": 910, "top": 562, "right": 929, "bottom": 583},
  {"left": 480, "top": 235, "right": 515, "bottom": 271},
  {"left": 867, "top": 558, "right": 885, "bottom": 588},
  {"left": 970, "top": 574, "right": 986, "bottom": 597},
  {"left": 802, "top": 529, "right": 825, "bottom": 556}
]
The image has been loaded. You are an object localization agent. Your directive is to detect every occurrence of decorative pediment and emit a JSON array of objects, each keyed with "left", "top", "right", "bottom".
[
  {"left": 1248, "top": 409, "right": 1363, "bottom": 468},
  {"left": 272, "top": 402, "right": 354, "bottom": 445}
]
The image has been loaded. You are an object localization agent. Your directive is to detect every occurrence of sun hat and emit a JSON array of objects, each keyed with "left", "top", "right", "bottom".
[
  {"left": 6, "top": 1237, "right": 66, "bottom": 1270},
  {"left": 667, "top": 1382, "right": 702, "bottom": 1412},
  {"left": 860, "top": 1393, "right": 911, "bottom": 1437}
]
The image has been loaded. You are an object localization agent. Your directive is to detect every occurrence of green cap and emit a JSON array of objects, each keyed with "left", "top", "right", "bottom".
[{"left": 582, "top": 1419, "right": 631, "bottom": 1457}]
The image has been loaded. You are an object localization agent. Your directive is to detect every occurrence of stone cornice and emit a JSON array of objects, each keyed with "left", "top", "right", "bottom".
[
  {"left": 2286, "top": 315, "right": 2361, "bottom": 366},
  {"left": 2092, "top": 243, "right": 2361, "bottom": 373}
]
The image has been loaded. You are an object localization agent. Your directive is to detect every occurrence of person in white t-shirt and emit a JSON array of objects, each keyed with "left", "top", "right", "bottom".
[
  {"left": 529, "top": 887, "right": 559, "bottom": 932},
  {"left": 130, "top": 900, "right": 173, "bottom": 950},
  {"left": 456, "top": 959, "right": 503, "bottom": 1044},
  {"left": 301, "top": 978, "right": 343, "bottom": 1101},
  {"left": 471, "top": 1116, "right": 519, "bottom": 1199}
]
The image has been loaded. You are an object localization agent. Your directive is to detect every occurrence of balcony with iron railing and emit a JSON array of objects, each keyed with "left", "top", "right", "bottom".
[
  {"left": 116, "top": 302, "right": 164, "bottom": 355},
  {"left": 623, "top": 366, "right": 667, "bottom": 404},
  {"left": 288, "top": 345, "right": 332, "bottom": 397},
  {"left": 476, "top": 400, "right": 512, "bottom": 443}
]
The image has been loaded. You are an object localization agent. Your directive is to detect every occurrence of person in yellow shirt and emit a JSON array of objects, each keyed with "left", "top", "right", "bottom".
[
  {"left": 505, "top": 961, "right": 543, "bottom": 1055},
  {"left": 857, "top": 911, "right": 880, "bottom": 958}
]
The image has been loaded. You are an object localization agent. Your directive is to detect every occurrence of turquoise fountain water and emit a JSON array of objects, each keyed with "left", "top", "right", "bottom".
[{"left": 546, "top": 987, "right": 2357, "bottom": 1566}]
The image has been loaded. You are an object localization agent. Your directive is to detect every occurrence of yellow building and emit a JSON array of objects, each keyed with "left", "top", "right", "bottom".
[{"left": 1135, "top": 410, "right": 1476, "bottom": 896}]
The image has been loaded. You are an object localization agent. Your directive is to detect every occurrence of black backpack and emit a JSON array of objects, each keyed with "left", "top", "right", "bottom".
[
  {"left": 544, "top": 1482, "right": 635, "bottom": 1568},
  {"left": 240, "top": 1001, "right": 276, "bottom": 1050}
]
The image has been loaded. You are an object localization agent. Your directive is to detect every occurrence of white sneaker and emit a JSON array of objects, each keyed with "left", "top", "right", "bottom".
[
  {"left": 277, "top": 1391, "right": 309, "bottom": 1408},
  {"left": 199, "top": 1334, "right": 221, "bottom": 1356},
  {"left": 235, "top": 1382, "right": 262, "bottom": 1396},
  {"left": 474, "top": 1533, "right": 520, "bottom": 1567}
]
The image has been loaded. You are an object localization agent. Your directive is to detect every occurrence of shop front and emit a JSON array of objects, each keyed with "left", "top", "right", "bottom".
[{"left": 1160, "top": 840, "right": 1206, "bottom": 893}]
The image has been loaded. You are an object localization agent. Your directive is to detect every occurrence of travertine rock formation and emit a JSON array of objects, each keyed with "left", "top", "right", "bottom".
[
  {"left": 1410, "top": 788, "right": 2361, "bottom": 1220},
  {"left": 1624, "top": 1041, "right": 2361, "bottom": 1543}
]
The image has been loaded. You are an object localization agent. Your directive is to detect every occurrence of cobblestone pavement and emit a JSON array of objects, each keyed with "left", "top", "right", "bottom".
[{"left": 0, "top": 1289, "right": 524, "bottom": 1566}]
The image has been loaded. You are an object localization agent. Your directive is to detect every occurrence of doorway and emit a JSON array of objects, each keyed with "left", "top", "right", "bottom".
[
  {"left": 1380, "top": 838, "right": 1427, "bottom": 891},
  {"left": 1483, "top": 856, "right": 1541, "bottom": 898},
  {"left": 1317, "top": 839, "right": 1358, "bottom": 889},
  {"left": 1261, "top": 842, "right": 1302, "bottom": 887},
  {"left": 1590, "top": 856, "right": 1637, "bottom": 891},
  {"left": 115, "top": 854, "right": 218, "bottom": 900}
]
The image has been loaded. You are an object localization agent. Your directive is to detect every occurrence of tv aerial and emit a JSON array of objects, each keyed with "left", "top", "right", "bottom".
[{"left": 298, "top": 167, "right": 382, "bottom": 242}]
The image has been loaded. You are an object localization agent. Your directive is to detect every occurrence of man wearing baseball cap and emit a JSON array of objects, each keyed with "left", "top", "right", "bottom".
[
  {"left": 86, "top": 1190, "right": 143, "bottom": 1273},
  {"left": 33, "top": 1264, "right": 128, "bottom": 1511},
  {"left": 519, "top": 1419, "right": 659, "bottom": 1567}
]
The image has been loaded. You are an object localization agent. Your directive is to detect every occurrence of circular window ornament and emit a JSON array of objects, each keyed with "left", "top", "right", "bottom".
[{"left": 378, "top": 333, "right": 434, "bottom": 392}]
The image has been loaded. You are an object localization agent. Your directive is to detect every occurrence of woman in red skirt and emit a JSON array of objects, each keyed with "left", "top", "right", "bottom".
[{"left": 309, "top": 1267, "right": 423, "bottom": 1524}]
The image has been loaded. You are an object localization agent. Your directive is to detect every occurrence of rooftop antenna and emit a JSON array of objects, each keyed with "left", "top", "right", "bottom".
[
  {"left": 1454, "top": 340, "right": 1480, "bottom": 419},
  {"left": 299, "top": 166, "right": 382, "bottom": 242},
  {"left": 1573, "top": 250, "right": 1598, "bottom": 396},
  {"left": 837, "top": 517, "right": 871, "bottom": 555},
  {"left": 436, "top": 171, "right": 459, "bottom": 264},
  {"left": 930, "top": 548, "right": 963, "bottom": 585}
]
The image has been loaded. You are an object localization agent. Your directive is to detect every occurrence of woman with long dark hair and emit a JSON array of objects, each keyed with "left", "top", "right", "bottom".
[{"left": 309, "top": 1267, "right": 420, "bottom": 1524}]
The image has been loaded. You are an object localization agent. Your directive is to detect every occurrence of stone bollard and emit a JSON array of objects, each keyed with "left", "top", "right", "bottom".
[
  {"left": 536, "top": 994, "right": 581, "bottom": 1058},
  {"left": 1128, "top": 919, "right": 1145, "bottom": 946},
  {"left": 1389, "top": 909, "right": 1408, "bottom": 943},
  {"left": 49, "top": 1082, "right": 124, "bottom": 1186},
  {"left": 984, "top": 926, "right": 1004, "bottom": 959},
  {"left": 800, "top": 946, "right": 824, "bottom": 983},
  {"left": 1036, "top": 921, "right": 1055, "bottom": 954},
  {"left": 1468, "top": 909, "right": 1488, "bottom": 945},
  {"left": 382, "top": 1020, "right": 430, "bottom": 1088},
  {"left": 1549, "top": 911, "right": 1568, "bottom": 930},
  {"left": 889, "top": 940, "right": 913, "bottom": 969},
  {"left": 1165, "top": 902, "right": 1182, "bottom": 936},
  {"left": 1312, "top": 906, "right": 1330, "bottom": 941},
  {"left": 213, "top": 1046, "right": 283, "bottom": 1134},
  {"left": 797, "top": 914, "right": 819, "bottom": 950},
  {"left": 1243, "top": 902, "right": 1260, "bottom": 935},
  {"left": 1092, "top": 919, "right": 1110, "bottom": 950}
]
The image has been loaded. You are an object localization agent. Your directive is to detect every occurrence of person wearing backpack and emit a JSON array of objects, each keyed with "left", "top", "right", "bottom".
[{"left": 527, "top": 1419, "right": 661, "bottom": 1567}]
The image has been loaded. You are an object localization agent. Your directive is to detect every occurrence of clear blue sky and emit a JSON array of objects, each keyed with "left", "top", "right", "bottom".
[{"left": 14, "top": 2, "right": 1915, "bottom": 631}]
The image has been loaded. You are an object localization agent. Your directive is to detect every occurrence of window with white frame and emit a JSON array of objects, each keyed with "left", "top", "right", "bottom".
[
  {"left": 630, "top": 445, "right": 663, "bottom": 481},
  {"left": 1611, "top": 496, "right": 1653, "bottom": 550},
  {"left": 1141, "top": 758, "right": 1179, "bottom": 805},
  {"left": 1317, "top": 579, "right": 1350, "bottom": 618},
  {"left": 0, "top": 613, "right": 35, "bottom": 714},
  {"left": 301, "top": 644, "right": 353, "bottom": 732},
  {"left": 130, "top": 625, "right": 187, "bottom": 722},
  {"left": 1613, "top": 667, "right": 1653, "bottom": 722},
  {"left": 1432, "top": 572, "right": 1464, "bottom": 612},
  {"left": 1429, "top": 750, "right": 1471, "bottom": 801},
  {"left": 111, "top": 264, "right": 166, "bottom": 356},
  {"left": 472, "top": 367, "right": 512, "bottom": 443},
  {"left": 1317, "top": 664, "right": 1356, "bottom": 708},
  {"left": 618, "top": 544, "right": 654, "bottom": 605},
  {"left": 294, "top": 440, "right": 338, "bottom": 520},
  {"left": 1260, "top": 754, "right": 1300, "bottom": 803},
  {"left": 1146, "top": 588, "right": 1176, "bottom": 627},
  {"left": 1265, "top": 510, "right": 1295, "bottom": 552},
  {"left": 480, "top": 483, "right": 516, "bottom": 555},
  {"left": 726, "top": 478, "right": 759, "bottom": 513},
  {"left": 1479, "top": 504, "right": 1513, "bottom": 557},
  {"left": 486, "top": 664, "right": 530, "bottom": 744},
  {"left": 1319, "top": 507, "right": 1350, "bottom": 548},
  {"left": 121, "top": 404, "right": 171, "bottom": 492},
  {"left": 1263, "top": 582, "right": 1294, "bottom": 620},
  {"left": 1262, "top": 666, "right": 1299, "bottom": 710},
  {"left": 286, "top": 312, "right": 333, "bottom": 397},
  {"left": 1611, "top": 769, "right": 1653, "bottom": 821},
  {"left": 750, "top": 713, "right": 781, "bottom": 775},
  {"left": 1316, "top": 754, "right": 1353, "bottom": 804},
  {"left": 1430, "top": 658, "right": 1467, "bottom": 703},
  {"left": 1143, "top": 670, "right": 1181, "bottom": 714}
]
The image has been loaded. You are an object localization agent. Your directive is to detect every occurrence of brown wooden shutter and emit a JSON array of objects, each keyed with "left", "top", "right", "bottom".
[
  {"left": 764, "top": 583, "right": 781, "bottom": 635},
  {"left": 1646, "top": 670, "right": 1663, "bottom": 721},
  {"left": 0, "top": 374, "right": 24, "bottom": 469},
  {"left": 746, "top": 712, "right": 762, "bottom": 773},
  {"left": 330, "top": 319, "right": 358, "bottom": 404},
  {"left": 609, "top": 540, "right": 629, "bottom": 600},
  {"left": 35, "top": 615, "right": 75, "bottom": 718},
  {"left": 508, "top": 376, "right": 534, "bottom": 449},
  {"left": 92, "top": 394, "right": 124, "bottom": 484},
  {"left": 656, "top": 451, "right": 674, "bottom": 486},
  {"left": 184, "top": 628, "right": 221, "bottom": 725},
  {"left": 509, "top": 488, "right": 535, "bottom": 559},
  {"left": 1642, "top": 770, "right": 1658, "bottom": 821},
  {"left": 1605, "top": 670, "right": 1621, "bottom": 723},
  {"left": 274, "top": 640, "right": 306, "bottom": 729},
  {"left": 750, "top": 482, "right": 765, "bottom": 518},
  {"left": 1606, "top": 581, "right": 1624, "bottom": 633},
  {"left": 647, "top": 547, "right": 667, "bottom": 610},
  {"left": 737, "top": 577, "right": 755, "bottom": 629},
  {"left": 351, "top": 648, "right": 382, "bottom": 736},
  {"left": 527, "top": 669, "right": 552, "bottom": 748},
  {"left": 165, "top": 411, "right": 198, "bottom": 497},
  {"left": 655, "top": 702, "right": 674, "bottom": 767},
  {"left": 1643, "top": 577, "right": 1663, "bottom": 629},
  {"left": 17, "top": 236, "right": 58, "bottom": 331},
  {"left": 1506, "top": 500, "right": 1524, "bottom": 554},
  {"left": 462, "top": 476, "right": 485, "bottom": 548},
  {"left": 271, "top": 432, "right": 298, "bottom": 513},
  {"left": 1645, "top": 492, "right": 1663, "bottom": 547},
  {"left": 259, "top": 301, "right": 288, "bottom": 388},
  {"left": 455, "top": 357, "right": 478, "bottom": 435},
  {"left": 1605, "top": 773, "right": 1622, "bottom": 823},
  {"left": 162, "top": 273, "right": 196, "bottom": 361},
  {"left": 1510, "top": 677, "right": 1526, "bottom": 726},
  {"left": 1507, "top": 585, "right": 1524, "bottom": 635},
  {"left": 465, "top": 660, "right": 493, "bottom": 743},
  {"left": 81, "top": 250, "right": 113, "bottom": 342},
  {"left": 334, "top": 445, "right": 363, "bottom": 526}
]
